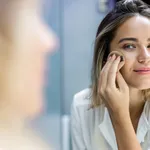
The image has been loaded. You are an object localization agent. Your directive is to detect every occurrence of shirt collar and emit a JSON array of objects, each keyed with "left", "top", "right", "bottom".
[
  {"left": 98, "top": 101, "right": 150, "bottom": 150},
  {"left": 99, "top": 107, "right": 118, "bottom": 150}
]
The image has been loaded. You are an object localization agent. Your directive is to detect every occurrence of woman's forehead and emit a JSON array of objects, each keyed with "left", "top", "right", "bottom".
[{"left": 114, "top": 16, "right": 150, "bottom": 42}]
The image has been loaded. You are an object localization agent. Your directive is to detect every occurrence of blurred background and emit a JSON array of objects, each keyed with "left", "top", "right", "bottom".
[{"left": 32, "top": 0, "right": 150, "bottom": 150}]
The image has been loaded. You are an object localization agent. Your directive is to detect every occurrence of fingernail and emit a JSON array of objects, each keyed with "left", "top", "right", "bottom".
[
  {"left": 116, "top": 55, "right": 120, "bottom": 60},
  {"left": 107, "top": 56, "right": 111, "bottom": 61},
  {"left": 112, "top": 54, "right": 116, "bottom": 59}
]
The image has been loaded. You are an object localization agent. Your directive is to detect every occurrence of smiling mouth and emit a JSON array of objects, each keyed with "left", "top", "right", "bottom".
[
  {"left": 134, "top": 70, "right": 150, "bottom": 72},
  {"left": 133, "top": 70, "right": 150, "bottom": 74}
]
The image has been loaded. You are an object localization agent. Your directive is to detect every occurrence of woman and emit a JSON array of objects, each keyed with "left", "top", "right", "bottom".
[
  {"left": 71, "top": 0, "right": 150, "bottom": 149},
  {"left": 0, "top": 0, "right": 57, "bottom": 149}
]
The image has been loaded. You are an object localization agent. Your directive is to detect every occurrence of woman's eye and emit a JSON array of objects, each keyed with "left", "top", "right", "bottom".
[
  {"left": 147, "top": 45, "right": 150, "bottom": 48},
  {"left": 122, "top": 44, "right": 136, "bottom": 50}
]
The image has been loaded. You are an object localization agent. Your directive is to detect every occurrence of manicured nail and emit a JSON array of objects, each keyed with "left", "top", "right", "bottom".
[
  {"left": 112, "top": 54, "right": 116, "bottom": 59},
  {"left": 107, "top": 56, "right": 111, "bottom": 61}
]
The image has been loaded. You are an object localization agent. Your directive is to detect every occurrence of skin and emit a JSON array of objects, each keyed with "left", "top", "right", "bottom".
[
  {"left": 0, "top": 0, "right": 57, "bottom": 130},
  {"left": 0, "top": 0, "right": 57, "bottom": 149},
  {"left": 99, "top": 15, "right": 150, "bottom": 150},
  {"left": 12, "top": 5, "right": 57, "bottom": 118}
]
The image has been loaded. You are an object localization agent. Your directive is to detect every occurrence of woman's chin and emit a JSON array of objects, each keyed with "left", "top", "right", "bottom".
[
  {"left": 128, "top": 81, "right": 150, "bottom": 90},
  {"left": 135, "top": 85, "right": 150, "bottom": 90}
]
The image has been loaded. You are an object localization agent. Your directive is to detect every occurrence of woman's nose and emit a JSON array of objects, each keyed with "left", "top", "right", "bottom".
[{"left": 138, "top": 46, "right": 150, "bottom": 64}]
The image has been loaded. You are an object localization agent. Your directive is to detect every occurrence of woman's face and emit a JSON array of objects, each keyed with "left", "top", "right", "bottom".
[
  {"left": 6, "top": 1, "right": 57, "bottom": 118},
  {"left": 110, "top": 16, "right": 150, "bottom": 90}
]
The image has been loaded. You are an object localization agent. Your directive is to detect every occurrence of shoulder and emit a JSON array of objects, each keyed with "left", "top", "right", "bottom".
[
  {"left": 72, "top": 88, "right": 92, "bottom": 109},
  {"left": 144, "top": 100, "right": 150, "bottom": 121},
  {"left": 71, "top": 88, "right": 105, "bottom": 130},
  {"left": 71, "top": 88, "right": 105, "bottom": 119}
]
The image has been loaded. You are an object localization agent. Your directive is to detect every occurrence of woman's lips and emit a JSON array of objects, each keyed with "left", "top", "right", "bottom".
[{"left": 134, "top": 68, "right": 150, "bottom": 74}]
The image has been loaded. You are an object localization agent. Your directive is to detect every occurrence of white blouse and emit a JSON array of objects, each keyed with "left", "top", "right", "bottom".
[{"left": 71, "top": 88, "right": 150, "bottom": 150}]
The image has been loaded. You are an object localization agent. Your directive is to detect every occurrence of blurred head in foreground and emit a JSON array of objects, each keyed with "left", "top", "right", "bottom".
[
  {"left": 0, "top": 0, "right": 57, "bottom": 149},
  {"left": 0, "top": 0, "right": 57, "bottom": 124}
]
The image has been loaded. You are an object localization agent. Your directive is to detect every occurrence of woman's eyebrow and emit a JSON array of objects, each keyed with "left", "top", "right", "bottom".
[
  {"left": 118, "top": 38, "right": 138, "bottom": 44},
  {"left": 118, "top": 38, "right": 150, "bottom": 43}
]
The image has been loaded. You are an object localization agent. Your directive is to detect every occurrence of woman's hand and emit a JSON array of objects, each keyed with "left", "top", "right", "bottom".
[
  {"left": 99, "top": 54, "right": 129, "bottom": 115},
  {"left": 99, "top": 54, "right": 142, "bottom": 150}
]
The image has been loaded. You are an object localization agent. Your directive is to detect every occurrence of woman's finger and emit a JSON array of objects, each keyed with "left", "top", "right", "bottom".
[
  {"left": 118, "top": 60, "right": 125, "bottom": 71},
  {"left": 107, "top": 56, "right": 121, "bottom": 88},
  {"left": 116, "top": 71, "right": 128, "bottom": 92},
  {"left": 99, "top": 54, "right": 116, "bottom": 89}
]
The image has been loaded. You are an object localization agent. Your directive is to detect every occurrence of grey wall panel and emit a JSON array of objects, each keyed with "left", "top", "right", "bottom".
[{"left": 63, "top": 0, "right": 106, "bottom": 114}]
